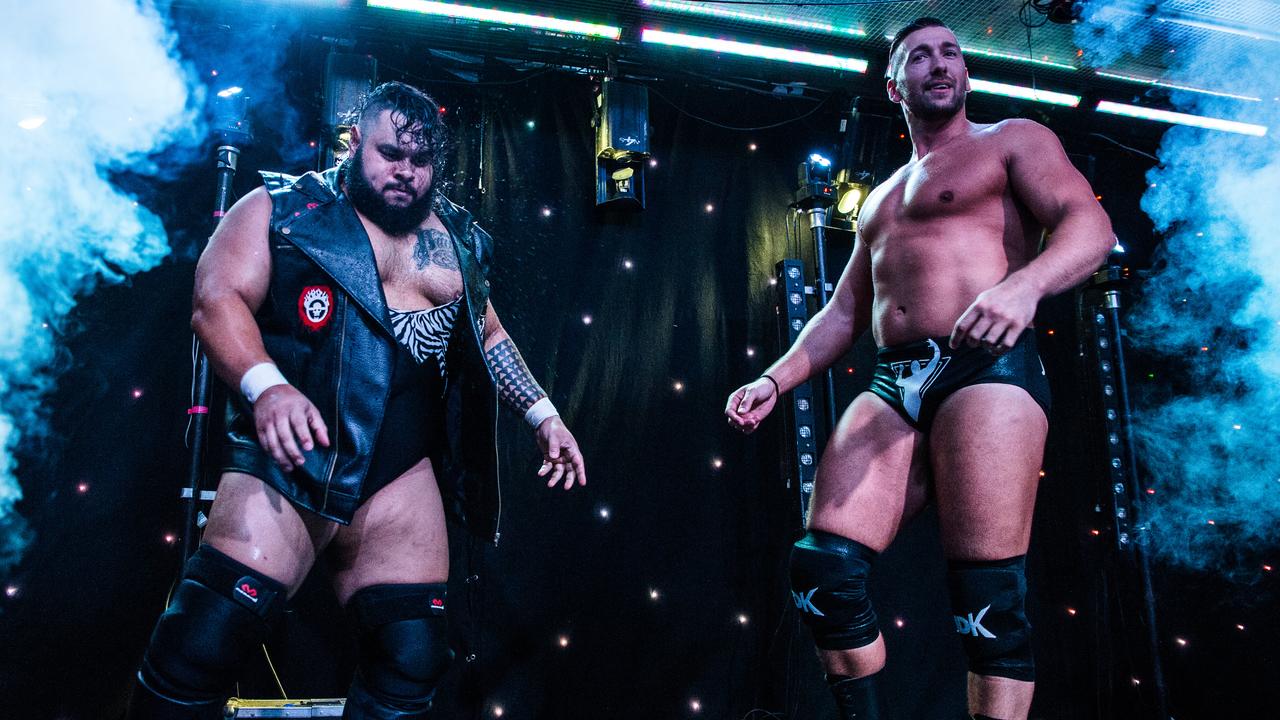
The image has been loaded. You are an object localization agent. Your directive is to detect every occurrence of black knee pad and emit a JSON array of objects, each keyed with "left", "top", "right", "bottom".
[
  {"left": 344, "top": 583, "right": 452, "bottom": 719},
  {"left": 789, "top": 530, "right": 880, "bottom": 650},
  {"left": 134, "top": 545, "right": 287, "bottom": 713},
  {"left": 947, "top": 555, "right": 1034, "bottom": 682}
]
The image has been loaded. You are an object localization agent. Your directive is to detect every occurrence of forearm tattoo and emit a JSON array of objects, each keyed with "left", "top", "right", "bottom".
[
  {"left": 414, "top": 228, "right": 460, "bottom": 271},
  {"left": 485, "top": 339, "right": 547, "bottom": 413}
]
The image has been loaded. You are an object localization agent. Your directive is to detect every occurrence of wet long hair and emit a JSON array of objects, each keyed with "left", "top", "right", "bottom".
[{"left": 343, "top": 81, "right": 450, "bottom": 180}]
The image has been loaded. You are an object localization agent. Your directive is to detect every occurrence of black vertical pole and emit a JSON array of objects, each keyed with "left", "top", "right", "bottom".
[{"left": 181, "top": 144, "right": 240, "bottom": 561}]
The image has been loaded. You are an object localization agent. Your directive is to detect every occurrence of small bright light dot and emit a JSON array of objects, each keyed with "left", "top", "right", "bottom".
[
  {"left": 768, "top": 277, "right": 777, "bottom": 286},
  {"left": 737, "top": 614, "right": 748, "bottom": 625},
  {"left": 493, "top": 707, "right": 504, "bottom": 718},
  {"left": 541, "top": 207, "right": 552, "bottom": 217},
  {"left": 1039, "top": 470, "right": 1046, "bottom": 478},
  {"left": 77, "top": 483, "right": 89, "bottom": 494},
  {"left": 1047, "top": 329, "right": 1055, "bottom": 335},
  {"left": 216, "top": 86, "right": 243, "bottom": 99},
  {"left": 1232, "top": 424, "right": 1242, "bottom": 430},
  {"left": 18, "top": 116, "right": 46, "bottom": 131},
  {"left": 748, "top": 143, "right": 758, "bottom": 151},
  {"left": 582, "top": 314, "right": 593, "bottom": 325},
  {"left": 649, "top": 158, "right": 658, "bottom": 168},
  {"left": 1090, "top": 529, "right": 1101, "bottom": 536},
  {"left": 711, "top": 458, "right": 724, "bottom": 469},
  {"left": 673, "top": 381, "right": 684, "bottom": 392},
  {"left": 163, "top": 533, "right": 176, "bottom": 544},
  {"left": 438, "top": 106, "right": 447, "bottom": 114},
  {"left": 690, "top": 699, "right": 702, "bottom": 712},
  {"left": 1200, "top": 346, "right": 1209, "bottom": 352},
  {"left": 41, "top": 322, "right": 48, "bottom": 329},
  {"left": 558, "top": 635, "right": 570, "bottom": 647},
  {"left": 132, "top": 388, "right": 144, "bottom": 399},
  {"left": 746, "top": 347, "right": 756, "bottom": 358},
  {"left": 211, "top": 69, "right": 219, "bottom": 76},
  {"left": 1132, "top": 677, "right": 1141, "bottom": 686},
  {"left": 598, "top": 506, "right": 610, "bottom": 520},
  {"left": 1175, "top": 637, "right": 1187, "bottom": 647},
  {"left": 309, "top": 141, "right": 317, "bottom": 147},
  {"left": 894, "top": 618, "right": 904, "bottom": 628},
  {"left": 1263, "top": 564, "right": 1273, "bottom": 572},
  {"left": 704, "top": 203, "right": 714, "bottom": 213},
  {"left": 622, "top": 258, "right": 634, "bottom": 270},
  {"left": 1236, "top": 624, "right": 1246, "bottom": 630},
  {"left": 1207, "top": 519, "right": 1216, "bottom": 525},
  {"left": 1146, "top": 488, "right": 1156, "bottom": 495},
  {"left": 526, "top": 119, "right": 536, "bottom": 129},
  {"left": 1067, "top": 607, "right": 1077, "bottom": 616},
  {"left": 5, "top": 586, "right": 17, "bottom": 598},
  {"left": 649, "top": 588, "right": 660, "bottom": 600}
]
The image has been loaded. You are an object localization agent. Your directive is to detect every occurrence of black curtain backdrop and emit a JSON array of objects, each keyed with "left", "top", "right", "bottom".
[{"left": 2, "top": 55, "right": 1278, "bottom": 720}]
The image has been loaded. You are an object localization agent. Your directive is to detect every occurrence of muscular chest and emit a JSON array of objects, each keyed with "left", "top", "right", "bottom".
[
  {"left": 860, "top": 142, "right": 1007, "bottom": 241},
  {"left": 367, "top": 220, "right": 465, "bottom": 309}
]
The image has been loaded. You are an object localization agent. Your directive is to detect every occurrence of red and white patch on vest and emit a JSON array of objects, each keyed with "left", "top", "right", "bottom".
[{"left": 298, "top": 286, "right": 333, "bottom": 331}]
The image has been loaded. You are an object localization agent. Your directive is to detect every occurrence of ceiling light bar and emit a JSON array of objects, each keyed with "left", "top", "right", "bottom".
[
  {"left": 964, "top": 46, "right": 1077, "bottom": 71},
  {"left": 368, "top": 0, "right": 622, "bottom": 40},
  {"left": 641, "top": 28, "right": 868, "bottom": 72},
  {"left": 641, "top": 0, "right": 865, "bottom": 37},
  {"left": 1094, "top": 71, "right": 1261, "bottom": 103},
  {"left": 969, "top": 78, "right": 1081, "bottom": 107},
  {"left": 1096, "top": 100, "right": 1267, "bottom": 136},
  {"left": 1156, "top": 16, "right": 1280, "bottom": 44}
]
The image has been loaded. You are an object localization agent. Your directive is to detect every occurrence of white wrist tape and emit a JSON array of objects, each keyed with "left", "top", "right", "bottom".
[
  {"left": 524, "top": 397, "right": 560, "bottom": 428},
  {"left": 240, "top": 362, "right": 289, "bottom": 404}
]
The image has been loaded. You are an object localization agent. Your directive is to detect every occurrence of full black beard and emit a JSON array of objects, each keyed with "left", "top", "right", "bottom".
[{"left": 342, "top": 145, "right": 435, "bottom": 235}]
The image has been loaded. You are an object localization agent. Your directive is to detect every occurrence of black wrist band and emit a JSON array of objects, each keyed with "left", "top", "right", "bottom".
[{"left": 760, "top": 373, "right": 781, "bottom": 398}]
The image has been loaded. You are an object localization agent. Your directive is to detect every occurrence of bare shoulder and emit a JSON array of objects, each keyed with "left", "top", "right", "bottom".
[{"left": 989, "top": 118, "right": 1063, "bottom": 155}]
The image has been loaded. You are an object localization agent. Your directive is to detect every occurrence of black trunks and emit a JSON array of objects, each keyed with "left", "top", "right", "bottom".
[{"left": 867, "top": 330, "right": 1051, "bottom": 432}]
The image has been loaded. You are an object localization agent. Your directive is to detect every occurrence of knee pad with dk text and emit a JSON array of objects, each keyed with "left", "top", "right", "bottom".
[
  {"left": 344, "top": 583, "right": 452, "bottom": 720},
  {"left": 947, "top": 555, "right": 1034, "bottom": 682},
  {"left": 130, "top": 545, "right": 288, "bottom": 719},
  {"left": 789, "top": 530, "right": 880, "bottom": 650}
]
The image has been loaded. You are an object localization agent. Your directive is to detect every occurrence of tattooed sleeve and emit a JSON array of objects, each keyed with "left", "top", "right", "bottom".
[{"left": 485, "top": 339, "right": 548, "bottom": 413}]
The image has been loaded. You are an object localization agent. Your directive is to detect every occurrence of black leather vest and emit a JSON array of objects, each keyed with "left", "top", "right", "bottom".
[{"left": 225, "top": 167, "right": 501, "bottom": 542}]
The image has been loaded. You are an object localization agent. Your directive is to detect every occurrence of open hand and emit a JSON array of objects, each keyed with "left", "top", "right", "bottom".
[
  {"left": 535, "top": 416, "right": 586, "bottom": 490},
  {"left": 950, "top": 276, "right": 1040, "bottom": 354},
  {"left": 253, "top": 385, "right": 330, "bottom": 472}
]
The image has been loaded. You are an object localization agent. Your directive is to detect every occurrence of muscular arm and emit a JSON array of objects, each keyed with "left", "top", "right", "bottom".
[
  {"left": 761, "top": 237, "right": 874, "bottom": 393},
  {"left": 1002, "top": 119, "right": 1115, "bottom": 296},
  {"left": 191, "top": 187, "right": 274, "bottom": 388},
  {"left": 479, "top": 304, "right": 548, "bottom": 414}
]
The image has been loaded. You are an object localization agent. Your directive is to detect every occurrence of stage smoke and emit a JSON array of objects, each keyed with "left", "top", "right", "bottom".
[
  {"left": 1076, "top": 2, "right": 1280, "bottom": 574},
  {"left": 0, "top": 1, "right": 198, "bottom": 575}
]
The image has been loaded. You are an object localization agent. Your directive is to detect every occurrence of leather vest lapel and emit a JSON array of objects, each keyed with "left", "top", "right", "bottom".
[{"left": 277, "top": 190, "right": 395, "bottom": 341}]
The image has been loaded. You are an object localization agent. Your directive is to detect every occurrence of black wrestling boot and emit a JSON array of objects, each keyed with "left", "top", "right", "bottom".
[
  {"left": 125, "top": 673, "right": 223, "bottom": 720},
  {"left": 828, "top": 673, "right": 881, "bottom": 720}
]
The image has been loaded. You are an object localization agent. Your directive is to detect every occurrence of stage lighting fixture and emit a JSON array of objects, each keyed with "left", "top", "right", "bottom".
[
  {"left": 321, "top": 50, "right": 377, "bottom": 168},
  {"left": 793, "top": 153, "right": 835, "bottom": 210},
  {"left": 369, "top": 0, "right": 622, "bottom": 40},
  {"left": 969, "top": 78, "right": 1080, "bottom": 107},
  {"left": 210, "top": 87, "right": 252, "bottom": 145},
  {"left": 594, "top": 79, "right": 650, "bottom": 209},
  {"left": 1094, "top": 71, "right": 1261, "bottom": 102},
  {"left": 1096, "top": 100, "right": 1267, "bottom": 137},
  {"left": 641, "top": 0, "right": 865, "bottom": 37},
  {"left": 640, "top": 29, "right": 868, "bottom": 73}
]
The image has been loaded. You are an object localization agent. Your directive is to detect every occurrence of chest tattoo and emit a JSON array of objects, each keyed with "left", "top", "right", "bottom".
[{"left": 414, "top": 228, "right": 460, "bottom": 271}]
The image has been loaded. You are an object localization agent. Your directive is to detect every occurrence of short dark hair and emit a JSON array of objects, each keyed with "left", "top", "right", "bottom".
[
  {"left": 345, "top": 81, "right": 450, "bottom": 173},
  {"left": 887, "top": 16, "right": 952, "bottom": 77}
]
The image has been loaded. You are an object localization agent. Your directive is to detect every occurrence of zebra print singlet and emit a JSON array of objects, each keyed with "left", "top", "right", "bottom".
[{"left": 388, "top": 297, "right": 462, "bottom": 376}]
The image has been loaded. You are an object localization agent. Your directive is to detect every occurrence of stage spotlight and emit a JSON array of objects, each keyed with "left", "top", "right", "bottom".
[
  {"left": 834, "top": 180, "right": 870, "bottom": 217},
  {"left": 594, "top": 79, "right": 650, "bottom": 209},
  {"left": 794, "top": 153, "right": 835, "bottom": 210}
]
